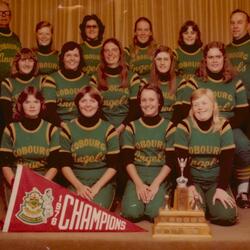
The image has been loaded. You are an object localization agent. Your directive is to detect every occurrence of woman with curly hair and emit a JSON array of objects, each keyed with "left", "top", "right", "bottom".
[
  {"left": 42, "top": 41, "right": 90, "bottom": 126},
  {"left": 79, "top": 14, "right": 105, "bottom": 75}
]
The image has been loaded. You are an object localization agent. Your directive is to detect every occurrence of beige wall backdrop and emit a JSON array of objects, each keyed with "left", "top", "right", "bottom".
[{"left": 6, "top": 0, "right": 250, "bottom": 51}]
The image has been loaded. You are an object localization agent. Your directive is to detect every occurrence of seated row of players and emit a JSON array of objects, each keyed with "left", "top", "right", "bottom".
[
  {"left": 1, "top": 35, "right": 250, "bottom": 209},
  {"left": 0, "top": 84, "right": 237, "bottom": 227}
]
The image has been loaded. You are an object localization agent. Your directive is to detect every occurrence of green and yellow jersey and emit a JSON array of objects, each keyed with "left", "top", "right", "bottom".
[
  {"left": 90, "top": 71, "right": 140, "bottom": 127},
  {"left": 60, "top": 118, "right": 119, "bottom": 170},
  {"left": 174, "top": 47, "right": 203, "bottom": 80},
  {"left": 34, "top": 50, "right": 59, "bottom": 75},
  {"left": 42, "top": 70, "right": 90, "bottom": 121},
  {"left": 0, "top": 31, "right": 21, "bottom": 80},
  {"left": 174, "top": 117, "right": 235, "bottom": 183},
  {"left": 80, "top": 41, "right": 102, "bottom": 76},
  {"left": 0, "top": 120, "right": 60, "bottom": 171},
  {"left": 226, "top": 37, "right": 250, "bottom": 99},
  {"left": 181, "top": 76, "right": 248, "bottom": 119},
  {"left": 121, "top": 118, "right": 175, "bottom": 167}
]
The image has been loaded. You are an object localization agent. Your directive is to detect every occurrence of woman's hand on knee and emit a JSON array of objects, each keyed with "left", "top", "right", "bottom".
[
  {"left": 212, "top": 188, "right": 236, "bottom": 209},
  {"left": 135, "top": 183, "right": 150, "bottom": 204}
]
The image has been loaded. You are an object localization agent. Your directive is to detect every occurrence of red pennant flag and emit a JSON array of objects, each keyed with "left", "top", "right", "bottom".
[{"left": 3, "top": 166, "right": 146, "bottom": 232}]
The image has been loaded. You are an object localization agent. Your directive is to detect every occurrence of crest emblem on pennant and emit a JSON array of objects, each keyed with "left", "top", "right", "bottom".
[{"left": 16, "top": 187, "right": 54, "bottom": 225}]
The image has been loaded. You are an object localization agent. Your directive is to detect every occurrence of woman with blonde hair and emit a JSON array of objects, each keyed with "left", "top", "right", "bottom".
[{"left": 174, "top": 88, "right": 237, "bottom": 226}]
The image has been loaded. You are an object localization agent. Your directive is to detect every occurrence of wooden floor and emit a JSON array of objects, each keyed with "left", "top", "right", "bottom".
[{"left": 0, "top": 208, "right": 250, "bottom": 250}]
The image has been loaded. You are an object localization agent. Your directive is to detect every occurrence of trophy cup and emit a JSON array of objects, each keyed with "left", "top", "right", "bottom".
[{"left": 152, "top": 158, "right": 211, "bottom": 238}]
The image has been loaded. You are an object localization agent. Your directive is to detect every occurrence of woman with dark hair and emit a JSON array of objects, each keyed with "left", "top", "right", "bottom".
[
  {"left": 33, "top": 21, "right": 59, "bottom": 75},
  {"left": 61, "top": 85, "right": 119, "bottom": 209},
  {"left": 181, "top": 41, "right": 250, "bottom": 208},
  {"left": 79, "top": 14, "right": 105, "bottom": 75},
  {"left": 42, "top": 41, "right": 90, "bottom": 126},
  {"left": 0, "top": 48, "right": 44, "bottom": 125},
  {"left": 0, "top": 86, "right": 60, "bottom": 201},
  {"left": 121, "top": 84, "right": 175, "bottom": 222},
  {"left": 143, "top": 45, "right": 186, "bottom": 123},
  {"left": 174, "top": 20, "right": 203, "bottom": 80},
  {"left": 125, "top": 17, "right": 158, "bottom": 79},
  {"left": 90, "top": 37, "right": 141, "bottom": 135},
  {"left": 175, "top": 88, "right": 237, "bottom": 226}
]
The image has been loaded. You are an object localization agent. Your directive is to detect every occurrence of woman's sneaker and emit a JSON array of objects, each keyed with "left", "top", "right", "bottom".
[{"left": 236, "top": 192, "right": 250, "bottom": 208}]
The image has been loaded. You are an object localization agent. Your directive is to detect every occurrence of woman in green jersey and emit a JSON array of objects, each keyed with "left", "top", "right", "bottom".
[
  {"left": 33, "top": 21, "right": 59, "bottom": 75},
  {"left": 79, "top": 14, "right": 105, "bottom": 76},
  {"left": 0, "top": 86, "right": 60, "bottom": 202},
  {"left": 174, "top": 88, "right": 237, "bottom": 225},
  {"left": 42, "top": 41, "right": 90, "bottom": 126},
  {"left": 144, "top": 45, "right": 186, "bottom": 124},
  {"left": 125, "top": 17, "right": 157, "bottom": 79},
  {"left": 61, "top": 85, "right": 119, "bottom": 209},
  {"left": 0, "top": 48, "right": 44, "bottom": 125},
  {"left": 121, "top": 84, "right": 175, "bottom": 222},
  {"left": 174, "top": 20, "right": 203, "bottom": 80},
  {"left": 90, "top": 38, "right": 141, "bottom": 136}
]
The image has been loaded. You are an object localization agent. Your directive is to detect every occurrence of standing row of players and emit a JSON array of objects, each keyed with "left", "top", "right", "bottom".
[{"left": 0, "top": 0, "right": 250, "bottom": 223}]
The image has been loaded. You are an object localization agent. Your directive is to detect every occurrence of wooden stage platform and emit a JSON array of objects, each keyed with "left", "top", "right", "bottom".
[{"left": 0, "top": 208, "right": 250, "bottom": 250}]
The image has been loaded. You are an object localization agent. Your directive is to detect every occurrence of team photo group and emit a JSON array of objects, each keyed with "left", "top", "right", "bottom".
[{"left": 0, "top": 0, "right": 250, "bottom": 228}]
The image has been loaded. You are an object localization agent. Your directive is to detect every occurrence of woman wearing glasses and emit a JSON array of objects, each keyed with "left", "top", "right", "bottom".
[{"left": 79, "top": 14, "right": 105, "bottom": 76}]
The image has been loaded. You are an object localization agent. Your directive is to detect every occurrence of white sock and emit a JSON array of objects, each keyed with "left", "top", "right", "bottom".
[{"left": 237, "top": 182, "right": 249, "bottom": 196}]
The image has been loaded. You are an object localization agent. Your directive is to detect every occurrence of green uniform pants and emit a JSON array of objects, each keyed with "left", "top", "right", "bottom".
[
  {"left": 195, "top": 182, "right": 237, "bottom": 226},
  {"left": 121, "top": 166, "right": 171, "bottom": 221},
  {"left": 71, "top": 168, "right": 115, "bottom": 210}
]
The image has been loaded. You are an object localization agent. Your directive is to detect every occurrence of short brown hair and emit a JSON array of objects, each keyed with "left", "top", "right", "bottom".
[
  {"left": 11, "top": 48, "right": 39, "bottom": 77},
  {"left": 74, "top": 85, "right": 103, "bottom": 109}
]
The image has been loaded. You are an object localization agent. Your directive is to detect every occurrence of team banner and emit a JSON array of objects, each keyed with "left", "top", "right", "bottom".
[{"left": 2, "top": 166, "right": 145, "bottom": 232}]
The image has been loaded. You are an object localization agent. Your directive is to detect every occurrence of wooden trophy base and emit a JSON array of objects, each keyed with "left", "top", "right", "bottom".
[
  {"left": 152, "top": 208, "right": 211, "bottom": 238},
  {"left": 152, "top": 187, "right": 211, "bottom": 238}
]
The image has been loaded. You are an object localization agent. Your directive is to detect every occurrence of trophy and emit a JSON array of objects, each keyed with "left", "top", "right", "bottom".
[
  {"left": 152, "top": 157, "right": 211, "bottom": 238},
  {"left": 174, "top": 158, "right": 189, "bottom": 210}
]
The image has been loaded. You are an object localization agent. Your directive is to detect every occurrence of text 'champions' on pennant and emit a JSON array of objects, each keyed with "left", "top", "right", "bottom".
[{"left": 3, "top": 166, "right": 146, "bottom": 232}]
